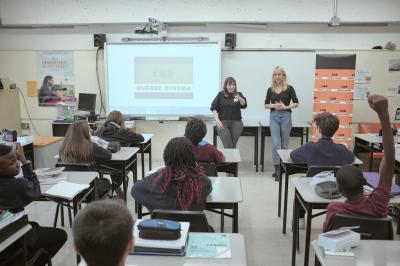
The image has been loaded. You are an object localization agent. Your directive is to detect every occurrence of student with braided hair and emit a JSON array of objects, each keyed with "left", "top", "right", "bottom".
[{"left": 131, "top": 137, "right": 212, "bottom": 211}]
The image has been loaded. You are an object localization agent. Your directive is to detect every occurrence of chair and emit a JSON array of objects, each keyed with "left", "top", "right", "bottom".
[
  {"left": 151, "top": 209, "right": 211, "bottom": 232},
  {"left": 357, "top": 123, "right": 384, "bottom": 171},
  {"left": 306, "top": 165, "right": 339, "bottom": 177},
  {"left": 199, "top": 162, "right": 218, "bottom": 176},
  {"left": 328, "top": 213, "right": 394, "bottom": 240}
]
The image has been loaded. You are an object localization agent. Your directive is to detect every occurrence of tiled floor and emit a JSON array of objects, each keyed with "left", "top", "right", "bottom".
[{"left": 25, "top": 161, "right": 398, "bottom": 266}]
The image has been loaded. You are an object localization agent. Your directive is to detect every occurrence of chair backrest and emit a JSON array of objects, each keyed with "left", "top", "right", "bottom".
[
  {"left": 55, "top": 162, "right": 95, "bottom": 172},
  {"left": 358, "top": 123, "right": 381, "bottom": 134},
  {"left": 306, "top": 165, "right": 339, "bottom": 177},
  {"left": 328, "top": 213, "right": 394, "bottom": 240},
  {"left": 151, "top": 209, "right": 211, "bottom": 232},
  {"left": 199, "top": 163, "right": 218, "bottom": 176}
]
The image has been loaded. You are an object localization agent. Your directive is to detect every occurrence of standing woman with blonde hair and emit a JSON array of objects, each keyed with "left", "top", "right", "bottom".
[
  {"left": 210, "top": 77, "right": 247, "bottom": 148},
  {"left": 265, "top": 66, "right": 299, "bottom": 180}
]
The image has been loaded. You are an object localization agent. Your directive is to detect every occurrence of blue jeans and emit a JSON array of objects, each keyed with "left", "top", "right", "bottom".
[{"left": 270, "top": 110, "right": 292, "bottom": 165}]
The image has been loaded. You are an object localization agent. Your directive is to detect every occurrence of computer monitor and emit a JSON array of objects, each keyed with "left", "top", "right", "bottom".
[
  {"left": 395, "top": 107, "right": 400, "bottom": 120},
  {"left": 78, "top": 93, "right": 96, "bottom": 115}
]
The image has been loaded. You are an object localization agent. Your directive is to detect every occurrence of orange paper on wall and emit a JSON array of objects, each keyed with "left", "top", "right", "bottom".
[
  {"left": 314, "top": 91, "right": 354, "bottom": 102},
  {"left": 314, "top": 79, "right": 355, "bottom": 90},
  {"left": 313, "top": 103, "right": 353, "bottom": 114},
  {"left": 315, "top": 69, "right": 355, "bottom": 78}
]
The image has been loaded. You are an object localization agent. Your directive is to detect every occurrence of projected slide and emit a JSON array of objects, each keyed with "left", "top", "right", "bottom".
[
  {"left": 106, "top": 43, "right": 220, "bottom": 117},
  {"left": 135, "top": 57, "right": 193, "bottom": 99}
]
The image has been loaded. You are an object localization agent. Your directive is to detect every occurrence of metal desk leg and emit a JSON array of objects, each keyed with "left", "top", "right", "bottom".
[
  {"left": 233, "top": 203, "right": 238, "bottom": 233},
  {"left": 255, "top": 129, "right": 259, "bottom": 172},
  {"left": 141, "top": 148, "right": 145, "bottom": 179},
  {"left": 291, "top": 193, "right": 299, "bottom": 266},
  {"left": 260, "top": 129, "right": 265, "bottom": 172},
  {"left": 122, "top": 162, "right": 127, "bottom": 204},
  {"left": 213, "top": 126, "right": 217, "bottom": 147},
  {"left": 278, "top": 162, "right": 283, "bottom": 217},
  {"left": 304, "top": 204, "right": 313, "bottom": 266},
  {"left": 148, "top": 141, "right": 152, "bottom": 170},
  {"left": 137, "top": 204, "right": 143, "bottom": 219},
  {"left": 282, "top": 171, "right": 289, "bottom": 235}
]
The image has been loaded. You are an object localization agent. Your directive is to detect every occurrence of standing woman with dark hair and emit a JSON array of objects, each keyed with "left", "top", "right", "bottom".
[
  {"left": 131, "top": 137, "right": 212, "bottom": 211},
  {"left": 96, "top": 110, "right": 144, "bottom": 146},
  {"left": 210, "top": 77, "right": 247, "bottom": 148},
  {"left": 265, "top": 66, "right": 299, "bottom": 180}
]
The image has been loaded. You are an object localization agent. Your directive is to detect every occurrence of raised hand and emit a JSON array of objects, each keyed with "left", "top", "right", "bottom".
[{"left": 367, "top": 94, "right": 388, "bottom": 115}]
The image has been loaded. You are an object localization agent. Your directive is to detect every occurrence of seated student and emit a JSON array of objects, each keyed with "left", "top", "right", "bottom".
[
  {"left": 59, "top": 120, "right": 112, "bottom": 165},
  {"left": 290, "top": 112, "right": 356, "bottom": 229},
  {"left": 96, "top": 110, "right": 144, "bottom": 146},
  {"left": 323, "top": 94, "right": 395, "bottom": 232},
  {"left": 290, "top": 112, "right": 355, "bottom": 165},
  {"left": 0, "top": 143, "right": 67, "bottom": 266},
  {"left": 73, "top": 200, "right": 134, "bottom": 266},
  {"left": 184, "top": 118, "right": 225, "bottom": 164},
  {"left": 131, "top": 137, "right": 212, "bottom": 211}
]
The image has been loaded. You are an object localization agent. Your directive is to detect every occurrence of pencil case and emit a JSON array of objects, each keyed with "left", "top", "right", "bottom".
[{"left": 138, "top": 219, "right": 181, "bottom": 240}]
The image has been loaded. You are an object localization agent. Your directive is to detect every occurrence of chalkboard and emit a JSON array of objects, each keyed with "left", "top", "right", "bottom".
[{"left": 221, "top": 50, "right": 316, "bottom": 125}]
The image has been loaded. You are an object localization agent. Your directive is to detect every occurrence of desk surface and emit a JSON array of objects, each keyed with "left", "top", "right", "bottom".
[
  {"left": 207, "top": 176, "right": 243, "bottom": 203},
  {"left": 39, "top": 171, "right": 98, "bottom": 189},
  {"left": 277, "top": 149, "right": 363, "bottom": 165},
  {"left": 293, "top": 177, "right": 400, "bottom": 204},
  {"left": 139, "top": 133, "right": 153, "bottom": 144},
  {"left": 0, "top": 224, "right": 31, "bottom": 253},
  {"left": 312, "top": 240, "right": 400, "bottom": 266},
  {"left": 126, "top": 233, "right": 247, "bottom": 266},
  {"left": 220, "top": 148, "right": 241, "bottom": 163},
  {"left": 111, "top": 147, "right": 140, "bottom": 161},
  {"left": 33, "top": 136, "right": 64, "bottom": 148},
  {"left": 355, "top": 133, "right": 400, "bottom": 144}
]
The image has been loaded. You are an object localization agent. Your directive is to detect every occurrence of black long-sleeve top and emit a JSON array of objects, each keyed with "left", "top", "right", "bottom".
[
  {"left": 0, "top": 163, "right": 41, "bottom": 213},
  {"left": 96, "top": 122, "right": 144, "bottom": 147},
  {"left": 210, "top": 91, "right": 247, "bottom": 120},
  {"left": 264, "top": 85, "right": 298, "bottom": 112}
]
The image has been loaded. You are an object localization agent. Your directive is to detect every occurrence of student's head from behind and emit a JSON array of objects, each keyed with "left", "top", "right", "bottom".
[
  {"left": 314, "top": 112, "right": 340, "bottom": 138},
  {"left": 163, "top": 137, "right": 196, "bottom": 170},
  {"left": 72, "top": 200, "right": 134, "bottom": 266},
  {"left": 222, "top": 77, "right": 237, "bottom": 96},
  {"left": 184, "top": 118, "right": 207, "bottom": 145},
  {"left": 42, "top": 75, "right": 54, "bottom": 86},
  {"left": 336, "top": 165, "right": 364, "bottom": 200},
  {"left": 105, "top": 110, "right": 125, "bottom": 128},
  {"left": 59, "top": 121, "right": 93, "bottom": 163},
  {"left": 0, "top": 144, "right": 19, "bottom": 177}
]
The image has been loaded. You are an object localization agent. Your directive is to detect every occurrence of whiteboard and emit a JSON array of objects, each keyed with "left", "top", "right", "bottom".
[{"left": 221, "top": 50, "right": 316, "bottom": 125}]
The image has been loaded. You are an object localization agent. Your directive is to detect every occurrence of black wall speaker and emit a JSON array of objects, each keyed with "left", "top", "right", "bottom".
[
  {"left": 94, "top": 34, "right": 106, "bottom": 48},
  {"left": 225, "top": 33, "right": 237, "bottom": 48}
]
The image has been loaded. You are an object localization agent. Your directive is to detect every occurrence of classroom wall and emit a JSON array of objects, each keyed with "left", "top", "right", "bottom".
[{"left": 0, "top": 1, "right": 399, "bottom": 165}]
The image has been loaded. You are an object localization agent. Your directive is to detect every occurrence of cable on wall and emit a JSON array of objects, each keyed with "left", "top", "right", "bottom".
[
  {"left": 96, "top": 46, "right": 106, "bottom": 115},
  {"left": 18, "top": 87, "right": 41, "bottom": 136}
]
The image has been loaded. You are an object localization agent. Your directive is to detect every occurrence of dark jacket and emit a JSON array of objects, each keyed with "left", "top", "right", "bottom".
[
  {"left": 96, "top": 122, "right": 144, "bottom": 147},
  {"left": 210, "top": 91, "right": 247, "bottom": 120},
  {"left": 92, "top": 143, "right": 112, "bottom": 164},
  {"left": 290, "top": 137, "right": 355, "bottom": 166},
  {"left": 131, "top": 168, "right": 212, "bottom": 211},
  {"left": 0, "top": 163, "right": 41, "bottom": 213}
]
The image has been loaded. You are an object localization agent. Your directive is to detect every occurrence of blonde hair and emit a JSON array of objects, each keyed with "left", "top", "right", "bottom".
[
  {"left": 103, "top": 110, "right": 125, "bottom": 128},
  {"left": 59, "top": 121, "right": 93, "bottom": 164},
  {"left": 271, "top": 66, "right": 288, "bottom": 93}
]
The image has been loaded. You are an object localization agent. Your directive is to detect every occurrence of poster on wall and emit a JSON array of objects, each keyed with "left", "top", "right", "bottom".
[
  {"left": 313, "top": 54, "right": 356, "bottom": 148},
  {"left": 37, "top": 51, "right": 75, "bottom": 106}
]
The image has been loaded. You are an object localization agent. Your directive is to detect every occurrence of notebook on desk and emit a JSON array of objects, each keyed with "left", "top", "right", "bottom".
[{"left": 363, "top": 172, "right": 400, "bottom": 196}]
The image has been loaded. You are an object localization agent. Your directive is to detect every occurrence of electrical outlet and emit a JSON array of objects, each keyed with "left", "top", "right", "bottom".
[{"left": 21, "top": 122, "right": 30, "bottom": 130}]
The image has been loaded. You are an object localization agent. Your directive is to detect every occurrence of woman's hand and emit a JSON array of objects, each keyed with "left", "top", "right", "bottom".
[
  {"left": 274, "top": 101, "right": 286, "bottom": 110},
  {"left": 216, "top": 118, "right": 224, "bottom": 129},
  {"left": 235, "top": 93, "right": 246, "bottom": 106}
]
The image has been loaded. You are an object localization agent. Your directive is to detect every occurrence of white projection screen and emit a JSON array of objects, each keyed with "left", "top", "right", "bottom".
[{"left": 105, "top": 42, "right": 221, "bottom": 118}]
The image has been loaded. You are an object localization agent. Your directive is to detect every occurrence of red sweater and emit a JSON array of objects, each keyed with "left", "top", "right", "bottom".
[{"left": 192, "top": 143, "right": 225, "bottom": 164}]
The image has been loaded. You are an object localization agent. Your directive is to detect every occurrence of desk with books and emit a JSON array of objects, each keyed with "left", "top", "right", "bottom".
[
  {"left": 277, "top": 149, "right": 363, "bottom": 235},
  {"left": 40, "top": 171, "right": 98, "bottom": 221},
  {"left": 128, "top": 233, "right": 247, "bottom": 266},
  {"left": 291, "top": 177, "right": 400, "bottom": 266},
  {"left": 312, "top": 239, "right": 400, "bottom": 266}
]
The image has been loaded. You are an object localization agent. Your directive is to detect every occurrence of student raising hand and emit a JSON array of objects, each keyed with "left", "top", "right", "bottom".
[{"left": 367, "top": 94, "right": 388, "bottom": 114}]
